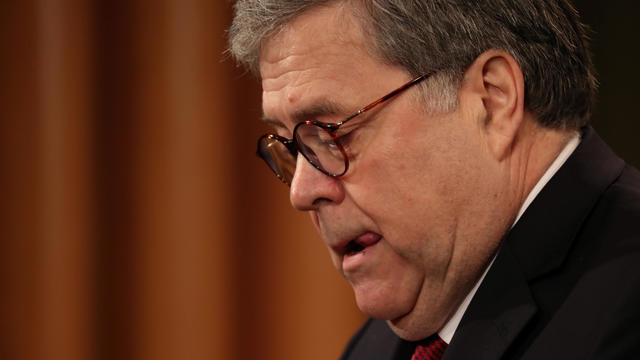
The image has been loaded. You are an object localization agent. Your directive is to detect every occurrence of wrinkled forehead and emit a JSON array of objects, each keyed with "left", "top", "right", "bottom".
[
  {"left": 255, "top": 0, "right": 420, "bottom": 136},
  {"left": 259, "top": 3, "right": 370, "bottom": 80}
]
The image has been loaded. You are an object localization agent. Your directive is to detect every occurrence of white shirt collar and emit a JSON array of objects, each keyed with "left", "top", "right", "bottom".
[{"left": 437, "top": 132, "right": 581, "bottom": 344}]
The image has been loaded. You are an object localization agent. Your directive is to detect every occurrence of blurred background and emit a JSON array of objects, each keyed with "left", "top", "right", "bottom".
[{"left": 0, "top": 1, "right": 638, "bottom": 360}]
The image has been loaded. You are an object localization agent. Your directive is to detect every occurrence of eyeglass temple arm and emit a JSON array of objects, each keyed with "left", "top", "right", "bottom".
[{"left": 336, "top": 72, "right": 434, "bottom": 126}]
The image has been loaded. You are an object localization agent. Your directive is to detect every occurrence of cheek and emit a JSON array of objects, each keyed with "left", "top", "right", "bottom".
[
  {"left": 348, "top": 118, "right": 470, "bottom": 262},
  {"left": 356, "top": 125, "right": 452, "bottom": 213}
]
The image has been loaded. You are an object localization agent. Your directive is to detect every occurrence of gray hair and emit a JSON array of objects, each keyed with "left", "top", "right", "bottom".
[{"left": 228, "top": 0, "right": 597, "bottom": 129}]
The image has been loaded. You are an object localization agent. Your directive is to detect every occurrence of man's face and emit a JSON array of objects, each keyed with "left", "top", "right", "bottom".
[{"left": 259, "top": 4, "right": 508, "bottom": 340}]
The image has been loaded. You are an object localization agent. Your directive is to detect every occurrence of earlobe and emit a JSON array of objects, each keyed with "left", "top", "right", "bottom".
[{"left": 464, "top": 50, "right": 525, "bottom": 161}]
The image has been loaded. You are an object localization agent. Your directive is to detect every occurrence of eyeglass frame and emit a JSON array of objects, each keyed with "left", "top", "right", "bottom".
[{"left": 257, "top": 71, "right": 435, "bottom": 185}]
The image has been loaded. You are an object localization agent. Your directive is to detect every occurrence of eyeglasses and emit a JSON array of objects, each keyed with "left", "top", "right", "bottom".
[{"left": 257, "top": 72, "right": 434, "bottom": 185}]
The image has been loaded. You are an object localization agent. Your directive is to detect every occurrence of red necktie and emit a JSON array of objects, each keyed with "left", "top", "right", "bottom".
[{"left": 411, "top": 334, "right": 447, "bottom": 360}]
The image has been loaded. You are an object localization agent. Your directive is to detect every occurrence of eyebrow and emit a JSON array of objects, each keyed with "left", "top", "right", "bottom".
[{"left": 261, "top": 99, "right": 350, "bottom": 128}]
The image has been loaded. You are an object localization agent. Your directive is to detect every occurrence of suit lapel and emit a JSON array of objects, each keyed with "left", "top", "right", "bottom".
[
  {"left": 444, "top": 127, "right": 625, "bottom": 360},
  {"left": 340, "top": 318, "right": 415, "bottom": 359},
  {"left": 506, "top": 127, "right": 624, "bottom": 282},
  {"left": 442, "top": 243, "right": 537, "bottom": 360}
]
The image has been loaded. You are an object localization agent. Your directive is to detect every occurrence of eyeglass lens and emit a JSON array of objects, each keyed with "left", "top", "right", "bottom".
[
  {"left": 258, "top": 135, "right": 297, "bottom": 184},
  {"left": 257, "top": 122, "right": 348, "bottom": 185},
  {"left": 294, "top": 122, "right": 348, "bottom": 176}
]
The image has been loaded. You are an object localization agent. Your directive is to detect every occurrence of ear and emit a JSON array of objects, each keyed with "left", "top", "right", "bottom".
[{"left": 461, "top": 50, "right": 525, "bottom": 161}]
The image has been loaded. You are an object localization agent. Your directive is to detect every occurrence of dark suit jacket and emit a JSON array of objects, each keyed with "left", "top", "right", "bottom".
[{"left": 340, "top": 127, "right": 640, "bottom": 359}]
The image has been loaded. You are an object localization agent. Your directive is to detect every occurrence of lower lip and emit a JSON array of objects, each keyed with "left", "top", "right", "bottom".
[{"left": 342, "top": 239, "right": 381, "bottom": 273}]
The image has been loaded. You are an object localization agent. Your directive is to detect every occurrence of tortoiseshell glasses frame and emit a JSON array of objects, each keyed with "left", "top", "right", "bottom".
[{"left": 257, "top": 72, "right": 434, "bottom": 185}]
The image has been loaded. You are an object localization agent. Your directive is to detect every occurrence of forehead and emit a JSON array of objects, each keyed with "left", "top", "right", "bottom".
[
  {"left": 262, "top": 5, "right": 362, "bottom": 62},
  {"left": 258, "top": 3, "right": 405, "bottom": 128}
]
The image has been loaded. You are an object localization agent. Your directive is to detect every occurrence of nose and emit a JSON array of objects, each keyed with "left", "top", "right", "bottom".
[{"left": 289, "top": 154, "right": 344, "bottom": 211}]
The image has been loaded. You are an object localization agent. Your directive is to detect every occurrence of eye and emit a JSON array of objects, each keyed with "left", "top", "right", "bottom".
[
  {"left": 315, "top": 127, "right": 354, "bottom": 147},
  {"left": 333, "top": 130, "right": 355, "bottom": 147},
  {"left": 315, "top": 132, "right": 342, "bottom": 152},
  {"left": 328, "top": 130, "right": 358, "bottom": 161}
]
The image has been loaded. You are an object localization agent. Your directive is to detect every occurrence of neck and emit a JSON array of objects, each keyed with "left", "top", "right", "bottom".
[{"left": 507, "top": 116, "right": 575, "bottom": 221}]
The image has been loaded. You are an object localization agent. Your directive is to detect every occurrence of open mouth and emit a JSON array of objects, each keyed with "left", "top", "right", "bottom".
[
  {"left": 345, "top": 240, "right": 366, "bottom": 256},
  {"left": 340, "top": 232, "right": 382, "bottom": 272},
  {"left": 342, "top": 232, "right": 382, "bottom": 257}
]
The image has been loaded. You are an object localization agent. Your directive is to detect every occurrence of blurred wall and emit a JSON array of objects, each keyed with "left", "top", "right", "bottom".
[
  {"left": 0, "top": 1, "right": 637, "bottom": 360},
  {"left": 0, "top": 1, "right": 362, "bottom": 360},
  {"left": 577, "top": 0, "right": 640, "bottom": 168}
]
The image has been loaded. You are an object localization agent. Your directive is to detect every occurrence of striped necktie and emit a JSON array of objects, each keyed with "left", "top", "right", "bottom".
[{"left": 411, "top": 334, "right": 447, "bottom": 360}]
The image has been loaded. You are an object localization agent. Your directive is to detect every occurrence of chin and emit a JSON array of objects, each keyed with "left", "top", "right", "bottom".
[
  {"left": 386, "top": 311, "right": 445, "bottom": 341},
  {"left": 352, "top": 283, "right": 417, "bottom": 321},
  {"left": 355, "top": 297, "right": 408, "bottom": 321},
  {"left": 382, "top": 289, "right": 450, "bottom": 341}
]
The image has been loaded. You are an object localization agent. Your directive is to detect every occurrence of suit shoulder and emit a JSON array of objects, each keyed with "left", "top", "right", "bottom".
[
  {"left": 590, "top": 163, "right": 640, "bottom": 248},
  {"left": 339, "top": 319, "right": 412, "bottom": 360},
  {"left": 609, "top": 163, "right": 640, "bottom": 206},
  {"left": 340, "top": 319, "right": 374, "bottom": 359}
]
